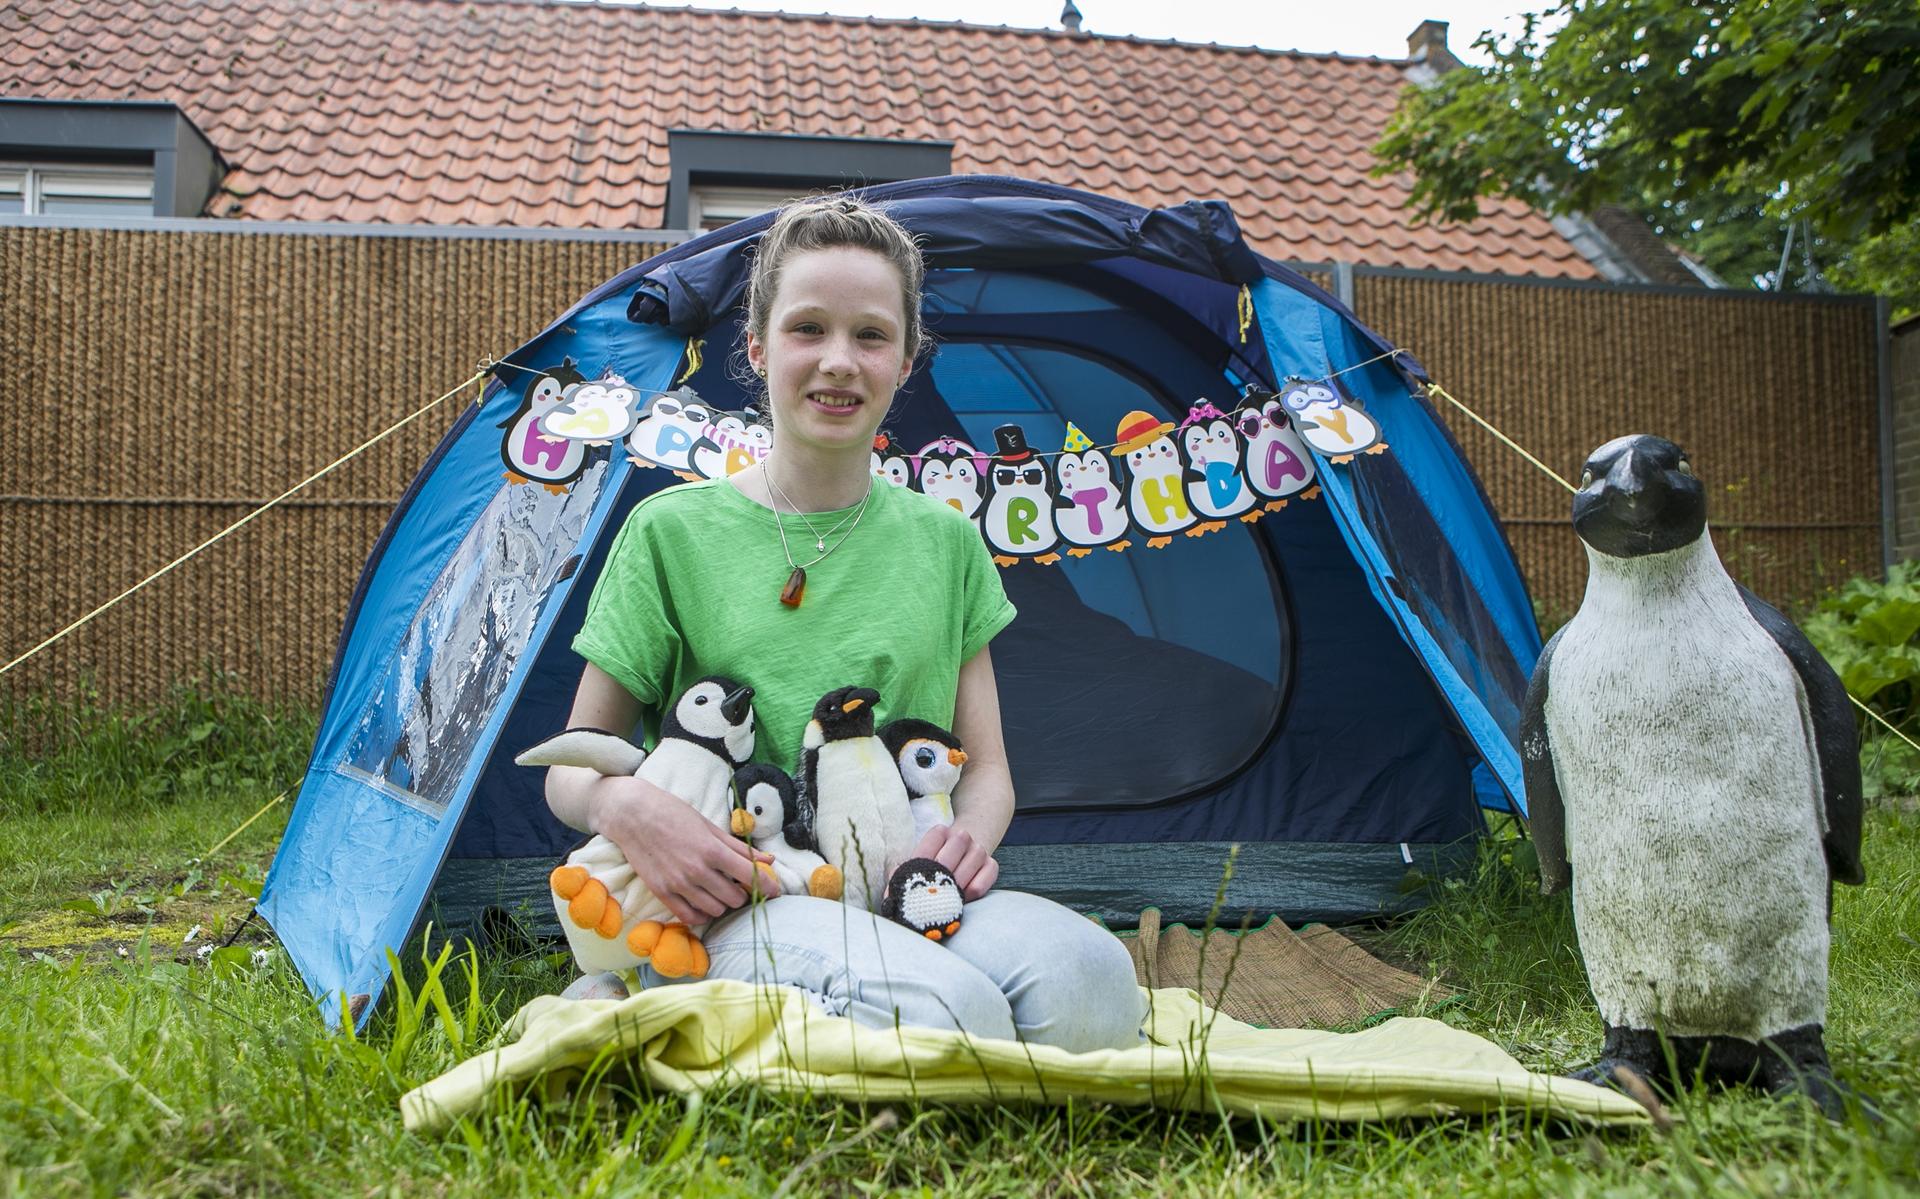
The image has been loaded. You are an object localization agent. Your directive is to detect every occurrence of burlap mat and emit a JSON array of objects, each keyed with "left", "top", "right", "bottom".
[{"left": 1117, "top": 910, "right": 1448, "bottom": 1030}]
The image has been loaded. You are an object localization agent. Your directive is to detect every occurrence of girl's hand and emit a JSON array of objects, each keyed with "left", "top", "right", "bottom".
[
  {"left": 592, "top": 775, "right": 778, "bottom": 924},
  {"left": 912, "top": 824, "right": 999, "bottom": 901}
]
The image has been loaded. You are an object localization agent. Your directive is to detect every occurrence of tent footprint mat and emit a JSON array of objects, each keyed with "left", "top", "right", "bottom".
[
  {"left": 1118, "top": 910, "right": 1449, "bottom": 1031},
  {"left": 400, "top": 980, "right": 1647, "bottom": 1133}
]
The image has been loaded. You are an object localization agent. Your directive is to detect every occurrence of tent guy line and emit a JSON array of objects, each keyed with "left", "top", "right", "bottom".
[{"left": 0, "top": 366, "right": 493, "bottom": 679}]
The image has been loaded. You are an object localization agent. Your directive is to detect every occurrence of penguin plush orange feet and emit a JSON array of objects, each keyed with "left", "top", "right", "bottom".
[
  {"left": 628, "top": 921, "right": 710, "bottom": 979},
  {"left": 551, "top": 864, "right": 623, "bottom": 939}
]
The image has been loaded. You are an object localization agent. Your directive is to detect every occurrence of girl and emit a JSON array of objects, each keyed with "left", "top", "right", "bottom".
[{"left": 544, "top": 196, "right": 1143, "bottom": 1052}]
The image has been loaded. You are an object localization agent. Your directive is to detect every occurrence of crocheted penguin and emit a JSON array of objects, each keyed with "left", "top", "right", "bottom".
[
  {"left": 881, "top": 857, "right": 965, "bottom": 941},
  {"left": 878, "top": 718, "right": 966, "bottom": 840},
  {"left": 517, "top": 675, "right": 757, "bottom": 979}
]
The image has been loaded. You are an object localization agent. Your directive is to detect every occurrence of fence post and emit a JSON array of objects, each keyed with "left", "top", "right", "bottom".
[{"left": 1880, "top": 295, "right": 1896, "bottom": 572}]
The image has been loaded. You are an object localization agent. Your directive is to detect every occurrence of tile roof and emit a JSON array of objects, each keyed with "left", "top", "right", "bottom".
[{"left": 0, "top": 0, "right": 1600, "bottom": 277}]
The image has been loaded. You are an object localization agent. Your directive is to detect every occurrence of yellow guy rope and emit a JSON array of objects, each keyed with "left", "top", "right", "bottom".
[
  {"left": 0, "top": 366, "right": 492, "bottom": 678},
  {"left": 1427, "top": 376, "right": 1917, "bottom": 751},
  {"left": 197, "top": 792, "right": 288, "bottom": 862},
  {"left": 1424, "top": 381, "right": 1576, "bottom": 494}
]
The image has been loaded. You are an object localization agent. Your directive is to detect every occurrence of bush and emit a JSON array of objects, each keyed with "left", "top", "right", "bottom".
[{"left": 1802, "top": 562, "right": 1920, "bottom": 797}]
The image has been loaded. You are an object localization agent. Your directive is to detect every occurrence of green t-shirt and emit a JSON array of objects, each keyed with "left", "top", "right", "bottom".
[{"left": 573, "top": 476, "right": 1017, "bottom": 770}]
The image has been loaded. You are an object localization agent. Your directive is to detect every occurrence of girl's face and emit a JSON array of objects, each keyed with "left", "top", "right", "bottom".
[{"left": 747, "top": 246, "right": 913, "bottom": 460}]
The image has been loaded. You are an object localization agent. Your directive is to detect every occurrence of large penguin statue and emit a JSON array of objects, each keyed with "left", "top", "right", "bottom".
[{"left": 1522, "top": 434, "right": 1866, "bottom": 1116}]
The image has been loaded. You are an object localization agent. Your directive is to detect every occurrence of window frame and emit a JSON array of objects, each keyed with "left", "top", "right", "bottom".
[
  {"left": 687, "top": 185, "right": 803, "bottom": 232},
  {"left": 0, "top": 160, "right": 157, "bottom": 216}
]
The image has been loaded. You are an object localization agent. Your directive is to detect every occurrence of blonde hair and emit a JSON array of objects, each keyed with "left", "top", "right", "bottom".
[{"left": 744, "top": 195, "right": 927, "bottom": 363}]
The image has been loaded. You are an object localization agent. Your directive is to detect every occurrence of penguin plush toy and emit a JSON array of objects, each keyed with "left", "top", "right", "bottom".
[
  {"left": 878, "top": 718, "right": 967, "bottom": 840},
  {"left": 881, "top": 857, "right": 965, "bottom": 941},
  {"left": 798, "top": 686, "right": 917, "bottom": 912},
  {"left": 734, "top": 762, "right": 842, "bottom": 901},
  {"left": 517, "top": 675, "right": 759, "bottom": 980},
  {"left": 1523, "top": 434, "right": 1865, "bottom": 1116}
]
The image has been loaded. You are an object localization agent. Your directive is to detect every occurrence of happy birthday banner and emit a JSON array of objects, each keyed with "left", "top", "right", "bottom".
[{"left": 499, "top": 361, "right": 1389, "bottom": 565}]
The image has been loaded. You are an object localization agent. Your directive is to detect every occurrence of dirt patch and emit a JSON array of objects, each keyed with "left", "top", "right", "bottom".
[{"left": 5, "top": 884, "right": 269, "bottom": 962}]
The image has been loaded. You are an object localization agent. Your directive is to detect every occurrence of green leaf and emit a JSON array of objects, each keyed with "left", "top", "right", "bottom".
[
  {"left": 1854, "top": 596, "right": 1920, "bottom": 648},
  {"left": 209, "top": 946, "right": 254, "bottom": 979}
]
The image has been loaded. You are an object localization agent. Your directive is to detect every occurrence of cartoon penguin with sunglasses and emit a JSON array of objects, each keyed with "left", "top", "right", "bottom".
[{"left": 983, "top": 425, "right": 1062, "bottom": 565}]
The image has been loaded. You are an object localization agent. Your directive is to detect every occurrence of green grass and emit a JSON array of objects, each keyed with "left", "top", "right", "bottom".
[{"left": 1, "top": 689, "right": 1916, "bottom": 1197}]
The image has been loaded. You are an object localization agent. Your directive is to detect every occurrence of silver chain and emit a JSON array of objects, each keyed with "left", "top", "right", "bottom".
[{"left": 763, "top": 466, "right": 874, "bottom": 569}]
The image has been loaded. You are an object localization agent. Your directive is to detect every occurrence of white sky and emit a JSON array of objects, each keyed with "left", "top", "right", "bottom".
[{"left": 606, "top": 1, "right": 1550, "bottom": 62}]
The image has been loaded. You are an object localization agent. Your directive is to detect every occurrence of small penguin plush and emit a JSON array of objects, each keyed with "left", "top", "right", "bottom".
[
  {"left": 878, "top": 718, "right": 967, "bottom": 841},
  {"left": 734, "top": 762, "right": 842, "bottom": 900},
  {"left": 799, "top": 686, "right": 916, "bottom": 911},
  {"left": 517, "top": 675, "right": 759, "bottom": 980},
  {"left": 881, "top": 857, "right": 965, "bottom": 941},
  {"left": 1523, "top": 434, "right": 1865, "bottom": 1116}
]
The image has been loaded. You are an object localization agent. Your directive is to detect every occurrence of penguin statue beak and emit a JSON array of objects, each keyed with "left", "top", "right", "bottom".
[
  {"left": 948, "top": 748, "right": 967, "bottom": 766},
  {"left": 721, "top": 685, "right": 755, "bottom": 725}
]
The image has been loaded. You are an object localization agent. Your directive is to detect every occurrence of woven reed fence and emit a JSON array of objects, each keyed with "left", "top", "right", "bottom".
[
  {"left": 1357, "top": 271, "right": 1884, "bottom": 620},
  {"left": 0, "top": 225, "right": 666, "bottom": 703},
  {"left": 0, "top": 226, "right": 1887, "bottom": 705}
]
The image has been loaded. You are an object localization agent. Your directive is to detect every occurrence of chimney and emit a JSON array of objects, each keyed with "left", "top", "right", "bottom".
[
  {"left": 1406, "top": 19, "right": 1462, "bottom": 73},
  {"left": 1061, "top": 1, "right": 1083, "bottom": 34}
]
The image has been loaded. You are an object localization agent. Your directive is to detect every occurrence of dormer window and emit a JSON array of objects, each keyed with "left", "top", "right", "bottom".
[
  {"left": 688, "top": 185, "right": 802, "bottom": 232},
  {"left": 0, "top": 162, "right": 156, "bottom": 216},
  {"left": 666, "top": 130, "right": 952, "bottom": 233},
  {"left": 0, "top": 100, "right": 223, "bottom": 219}
]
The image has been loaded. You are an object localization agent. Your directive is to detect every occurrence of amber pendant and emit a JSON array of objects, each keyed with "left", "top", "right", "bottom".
[{"left": 780, "top": 565, "right": 807, "bottom": 607}]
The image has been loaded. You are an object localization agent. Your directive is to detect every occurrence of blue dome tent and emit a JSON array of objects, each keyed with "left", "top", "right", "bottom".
[{"left": 259, "top": 176, "right": 1542, "bottom": 1024}]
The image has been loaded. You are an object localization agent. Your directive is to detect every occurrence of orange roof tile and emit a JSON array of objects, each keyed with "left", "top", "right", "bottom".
[{"left": 0, "top": 0, "right": 1600, "bottom": 278}]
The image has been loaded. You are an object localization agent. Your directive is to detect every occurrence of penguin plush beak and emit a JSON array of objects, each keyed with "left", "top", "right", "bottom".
[
  {"left": 721, "top": 685, "right": 755, "bottom": 725},
  {"left": 948, "top": 748, "right": 967, "bottom": 766},
  {"left": 842, "top": 697, "right": 865, "bottom": 713}
]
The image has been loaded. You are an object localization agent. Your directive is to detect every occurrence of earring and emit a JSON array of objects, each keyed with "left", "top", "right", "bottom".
[{"left": 755, "top": 365, "right": 767, "bottom": 378}]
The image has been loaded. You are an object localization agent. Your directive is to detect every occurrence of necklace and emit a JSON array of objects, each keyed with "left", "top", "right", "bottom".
[{"left": 762, "top": 466, "right": 874, "bottom": 607}]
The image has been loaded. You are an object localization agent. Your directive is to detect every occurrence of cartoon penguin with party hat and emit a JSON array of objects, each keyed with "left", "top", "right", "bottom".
[
  {"left": 982, "top": 425, "right": 1061, "bottom": 565},
  {"left": 1052, "top": 447, "right": 1129, "bottom": 555},
  {"left": 499, "top": 359, "right": 589, "bottom": 491},
  {"left": 1524, "top": 434, "right": 1865, "bottom": 1117}
]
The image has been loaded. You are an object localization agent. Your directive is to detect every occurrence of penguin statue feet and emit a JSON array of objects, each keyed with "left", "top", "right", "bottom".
[{"left": 1571, "top": 1023, "right": 1857, "bottom": 1121}]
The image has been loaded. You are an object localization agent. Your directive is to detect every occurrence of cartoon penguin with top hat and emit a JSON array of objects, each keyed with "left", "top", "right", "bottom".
[
  {"left": 982, "top": 425, "right": 1061, "bottom": 565},
  {"left": 1523, "top": 434, "right": 1865, "bottom": 1116}
]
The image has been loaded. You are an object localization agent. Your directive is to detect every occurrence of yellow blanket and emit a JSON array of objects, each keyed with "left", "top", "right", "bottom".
[{"left": 401, "top": 979, "right": 1648, "bottom": 1132}]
